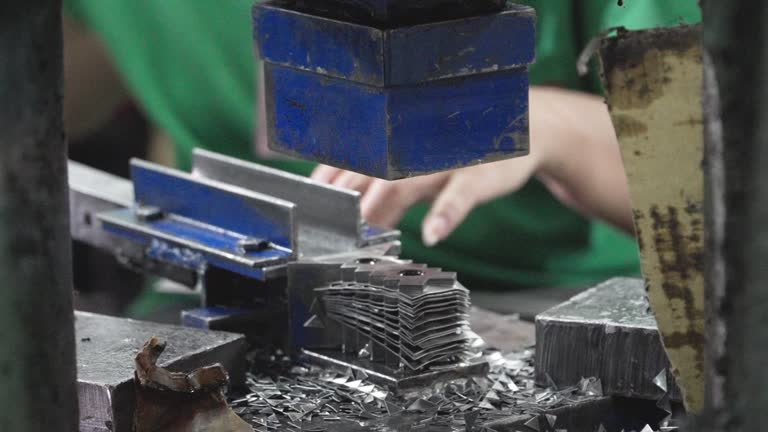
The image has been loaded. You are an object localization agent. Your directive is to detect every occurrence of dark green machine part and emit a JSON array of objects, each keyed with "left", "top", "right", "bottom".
[{"left": 0, "top": 1, "right": 79, "bottom": 430}]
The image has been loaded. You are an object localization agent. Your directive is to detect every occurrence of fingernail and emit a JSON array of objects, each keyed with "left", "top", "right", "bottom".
[{"left": 423, "top": 215, "right": 448, "bottom": 247}]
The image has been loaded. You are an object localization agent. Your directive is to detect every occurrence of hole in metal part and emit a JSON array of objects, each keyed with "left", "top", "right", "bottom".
[
  {"left": 83, "top": 212, "right": 92, "bottom": 226},
  {"left": 355, "top": 257, "right": 379, "bottom": 265},
  {"left": 399, "top": 269, "right": 424, "bottom": 277}
]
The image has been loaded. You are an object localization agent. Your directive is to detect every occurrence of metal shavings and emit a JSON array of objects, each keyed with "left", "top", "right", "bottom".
[
  {"left": 464, "top": 411, "right": 479, "bottom": 432},
  {"left": 653, "top": 369, "right": 668, "bottom": 393},
  {"left": 596, "top": 424, "right": 607, "bottom": 432},
  {"left": 355, "top": 369, "right": 369, "bottom": 381},
  {"left": 484, "top": 390, "right": 500, "bottom": 402},
  {"left": 641, "top": 425, "right": 655, "bottom": 432},
  {"left": 491, "top": 381, "right": 506, "bottom": 392},
  {"left": 386, "top": 401, "right": 404, "bottom": 415},
  {"left": 579, "top": 377, "right": 603, "bottom": 397},
  {"left": 230, "top": 348, "right": 602, "bottom": 432},
  {"left": 507, "top": 380, "right": 519, "bottom": 392},
  {"left": 545, "top": 413, "right": 557, "bottom": 428},
  {"left": 656, "top": 393, "right": 672, "bottom": 414},
  {"left": 523, "top": 415, "right": 540, "bottom": 431},
  {"left": 304, "top": 315, "right": 325, "bottom": 328},
  {"left": 358, "top": 343, "right": 371, "bottom": 359},
  {"left": 407, "top": 398, "right": 438, "bottom": 413},
  {"left": 543, "top": 372, "right": 558, "bottom": 390},
  {"left": 477, "top": 400, "right": 496, "bottom": 410}
]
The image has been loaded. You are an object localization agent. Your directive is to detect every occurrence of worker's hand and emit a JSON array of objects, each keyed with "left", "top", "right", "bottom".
[
  {"left": 312, "top": 86, "right": 634, "bottom": 246},
  {"left": 312, "top": 156, "right": 540, "bottom": 246}
]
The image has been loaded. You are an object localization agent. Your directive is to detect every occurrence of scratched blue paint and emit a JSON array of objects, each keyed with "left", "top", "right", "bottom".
[
  {"left": 254, "top": 3, "right": 385, "bottom": 85},
  {"left": 265, "top": 64, "right": 529, "bottom": 179},
  {"left": 265, "top": 64, "right": 390, "bottom": 177},
  {"left": 253, "top": 2, "right": 534, "bottom": 86},
  {"left": 101, "top": 209, "right": 291, "bottom": 280},
  {"left": 146, "top": 238, "right": 206, "bottom": 271},
  {"left": 388, "top": 68, "right": 529, "bottom": 175},
  {"left": 132, "top": 161, "right": 293, "bottom": 250},
  {"left": 387, "top": 5, "right": 535, "bottom": 85},
  {"left": 255, "top": 1, "right": 535, "bottom": 178}
]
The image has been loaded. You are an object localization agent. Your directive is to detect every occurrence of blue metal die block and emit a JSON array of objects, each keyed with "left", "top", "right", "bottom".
[{"left": 253, "top": 1, "right": 535, "bottom": 179}]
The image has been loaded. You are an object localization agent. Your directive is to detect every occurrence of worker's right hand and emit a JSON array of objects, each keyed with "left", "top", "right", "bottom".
[{"left": 312, "top": 153, "right": 541, "bottom": 246}]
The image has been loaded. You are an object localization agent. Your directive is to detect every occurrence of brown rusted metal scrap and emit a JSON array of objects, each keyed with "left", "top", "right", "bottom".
[{"left": 132, "top": 337, "right": 251, "bottom": 432}]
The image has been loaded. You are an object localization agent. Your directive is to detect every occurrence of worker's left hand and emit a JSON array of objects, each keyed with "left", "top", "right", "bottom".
[{"left": 311, "top": 156, "right": 541, "bottom": 247}]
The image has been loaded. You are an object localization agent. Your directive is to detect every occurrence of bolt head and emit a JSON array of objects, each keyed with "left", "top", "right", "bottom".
[
  {"left": 135, "top": 205, "right": 164, "bottom": 222},
  {"left": 237, "top": 237, "right": 270, "bottom": 254}
]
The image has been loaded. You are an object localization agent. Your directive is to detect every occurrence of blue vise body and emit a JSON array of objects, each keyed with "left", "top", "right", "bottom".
[{"left": 253, "top": 1, "right": 536, "bottom": 179}]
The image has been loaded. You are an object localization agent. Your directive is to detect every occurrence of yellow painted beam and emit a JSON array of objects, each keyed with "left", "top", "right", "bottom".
[{"left": 599, "top": 25, "right": 704, "bottom": 412}]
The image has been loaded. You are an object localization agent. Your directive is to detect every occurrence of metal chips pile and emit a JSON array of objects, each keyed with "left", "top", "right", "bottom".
[
  {"left": 316, "top": 263, "right": 472, "bottom": 371},
  {"left": 230, "top": 348, "right": 609, "bottom": 432}
]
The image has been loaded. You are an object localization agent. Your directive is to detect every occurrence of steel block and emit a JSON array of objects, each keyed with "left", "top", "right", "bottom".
[
  {"left": 76, "top": 312, "right": 246, "bottom": 432},
  {"left": 535, "top": 278, "right": 682, "bottom": 401},
  {"left": 254, "top": 1, "right": 535, "bottom": 179}
]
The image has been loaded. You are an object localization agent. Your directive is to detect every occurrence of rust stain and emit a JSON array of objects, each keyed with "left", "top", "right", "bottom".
[
  {"left": 674, "top": 117, "right": 704, "bottom": 127},
  {"left": 632, "top": 209, "right": 646, "bottom": 252},
  {"left": 663, "top": 329, "right": 706, "bottom": 348},
  {"left": 133, "top": 337, "right": 251, "bottom": 432},
  {"left": 648, "top": 205, "right": 705, "bottom": 362},
  {"left": 612, "top": 114, "right": 649, "bottom": 138},
  {"left": 599, "top": 25, "right": 701, "bottom": 110}
]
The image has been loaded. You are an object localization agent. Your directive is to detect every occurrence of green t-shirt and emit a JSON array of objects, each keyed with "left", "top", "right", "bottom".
[{"left": 65, "top": 0, "right": 701, "bottom": 290}]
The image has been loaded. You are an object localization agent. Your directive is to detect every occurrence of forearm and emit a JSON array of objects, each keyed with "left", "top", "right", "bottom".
[
  {"left": 533, "top": 86, "right": 635, "bottom": 234},
  {"left": 63, "top": 15, "right": 128, "bottom": 141}
]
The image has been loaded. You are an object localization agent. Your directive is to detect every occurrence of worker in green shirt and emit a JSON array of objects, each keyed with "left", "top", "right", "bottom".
[{"left": 63, "top": 1, "right": 701, "bottom": 301}]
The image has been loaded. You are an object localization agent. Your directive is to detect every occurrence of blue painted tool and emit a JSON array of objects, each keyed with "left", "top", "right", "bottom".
[
  {"left": 254, "top": 0, "right": 536, "bottom": 179},
  {"left": 68, "top": 151, "right": 487, "bottom": 391},
  {"left": 99, "top": 159, "right": 297, "bottom": 280}
]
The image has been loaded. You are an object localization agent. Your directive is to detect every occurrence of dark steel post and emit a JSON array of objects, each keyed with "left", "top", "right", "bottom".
[
  {"left": 700, "top": 1, "right": 768, "bottom": 430},
  {"left": 0, "top": 1, "right": 79, "bottom": 431}
]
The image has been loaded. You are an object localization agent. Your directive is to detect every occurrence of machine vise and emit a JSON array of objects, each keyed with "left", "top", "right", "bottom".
[
  {"left": 253, "top": 0, "right": 536, "bottom": 179},
  {"left": 69, "top": 150, "right": 486, "bottom": 392}
]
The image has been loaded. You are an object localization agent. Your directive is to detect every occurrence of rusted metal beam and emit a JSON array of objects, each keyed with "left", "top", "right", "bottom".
[
  {"left": 0, "top": 0, "right": 79, "bottom": 430},
  {"left": 599, "top": 25, "right": 705, "bottom": 413}
]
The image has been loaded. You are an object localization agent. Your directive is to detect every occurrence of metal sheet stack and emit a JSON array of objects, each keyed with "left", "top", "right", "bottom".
[{"left": 315, "top": 260, "right": 471, "bottom": 371}]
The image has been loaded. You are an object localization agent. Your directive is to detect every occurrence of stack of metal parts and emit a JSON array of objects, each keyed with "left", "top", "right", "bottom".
[{"left": 316, "top": 262, "right": 471, "bottom": 371}]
